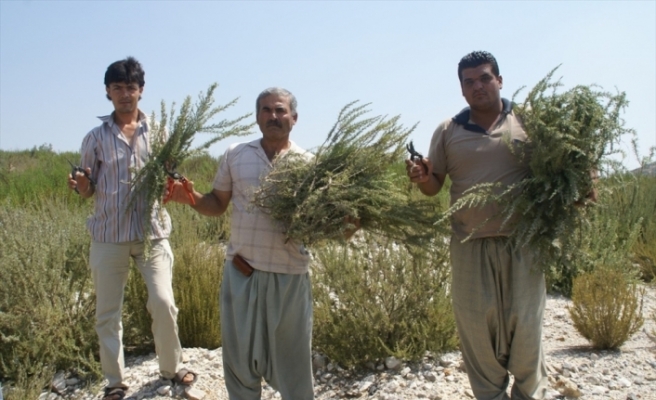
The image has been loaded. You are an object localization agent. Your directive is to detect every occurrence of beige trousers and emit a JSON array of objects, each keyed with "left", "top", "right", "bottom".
[
  {"left": 450, "top": 237, "right": 548, "bottom": 400},
  {"left": 90, "top": 239, "right": 182, "bottom": 388}
]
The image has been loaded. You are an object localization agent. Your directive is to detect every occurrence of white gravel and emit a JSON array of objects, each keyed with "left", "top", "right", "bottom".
[{"left": 43, "top": 285, "right": 656, "bottom": 400}]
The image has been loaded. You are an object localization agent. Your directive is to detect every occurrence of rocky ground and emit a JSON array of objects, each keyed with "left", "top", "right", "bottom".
[{"left": 40, "top": 285, "right": 656, "bottom": 400}]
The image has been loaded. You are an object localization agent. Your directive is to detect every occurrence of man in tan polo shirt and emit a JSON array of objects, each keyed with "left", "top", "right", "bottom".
[
  {"left": 407, "top": 51, "right": 549, "bottom": 400},
  {"left": 168, "top": 87, "right": 315, "bottom": 399}
]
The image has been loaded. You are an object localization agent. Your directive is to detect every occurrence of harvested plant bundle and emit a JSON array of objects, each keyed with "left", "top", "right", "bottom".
[
  {"left": 129, "top": 83, "right": 253, "bottom": 242},
  {"left": 253, "top": 101, "right": 443, "bottom": 246},
  {"left": 442, "top": 66, "right": 634, "bottom": 269}
]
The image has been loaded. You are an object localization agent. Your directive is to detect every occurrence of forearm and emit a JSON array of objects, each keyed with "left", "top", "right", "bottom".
[
  {"left": 79, "top": 184, "right": 95, "bottom": 199},
  {"left": 189, "top": 191, "right": 229, "bottom": 217},
  {"left": 417, "top": 174, "right": 443, "bottom": 196}
]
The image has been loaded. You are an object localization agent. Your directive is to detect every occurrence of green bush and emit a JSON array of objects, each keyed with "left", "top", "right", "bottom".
[
  {"left": 625, "top": 175, "right": 656, "bottom": 281},
  {"left": 2, "top": 146, "right": 656, "bottom": 395},
  {"left": 0, "top": 200, "right": 100, "bottom": 384},
  {"left": 312, "top": 232, "right": 458, "bottom": 367},
  {"left": 569, "top": 267, "right": 644, "bottom": 349},
  {"left": 169, "top": 205, "right": 226, "bottom": 348},
  {"left": 2, "top": 367, "right": 54, "bottom": 400},
  {"left": 0, "top": 149, "right": 84, "bottom": 205},
  {"left": 546, "top": 175, "right": 644, "bottom": 295},
  {"left": 173, "top": 242, "right": 224, "bottom": 348}
]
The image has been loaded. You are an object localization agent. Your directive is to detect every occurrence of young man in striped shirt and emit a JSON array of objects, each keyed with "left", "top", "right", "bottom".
[{"left": 67, "top": 57, "right": 195, "bottom": 400}]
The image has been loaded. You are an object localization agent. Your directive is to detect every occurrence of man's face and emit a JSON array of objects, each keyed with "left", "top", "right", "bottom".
[
  {"left": 106, "top": 82, "right": 143, "bottom": 115},
  {"left": 256, "top": 94, "right": 297, "bottom": 141},
  {"left": 460, "top": 64, "right": 503, "bottom": 111}
]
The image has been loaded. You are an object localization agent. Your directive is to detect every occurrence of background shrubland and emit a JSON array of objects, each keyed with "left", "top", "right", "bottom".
[{"left": 1, "top": 146, "right": 655, "bottom": 398}]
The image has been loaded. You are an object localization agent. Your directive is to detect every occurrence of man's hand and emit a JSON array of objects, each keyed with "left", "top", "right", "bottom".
[
  {"left": 405, "top": 157, "right": 444, "bottom": 196},
  {"left": 405, "top": 157, "right": 432, "bottom": 183},
  {"left": 165, "top": 178, "right": 199, "bottom": 205},
  {"left": 68, "top": 167, "right": 93, "bottom": 197}
]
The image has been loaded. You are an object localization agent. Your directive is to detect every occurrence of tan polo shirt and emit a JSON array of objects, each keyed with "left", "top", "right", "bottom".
[
  {"left": 428, "top": 99, "right": 532, "bottom": 240},
  {"left": 214, "top": 139, "right": 312, "bottom": 274}
]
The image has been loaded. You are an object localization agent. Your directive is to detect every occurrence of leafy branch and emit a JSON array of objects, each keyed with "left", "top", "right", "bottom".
[
  {"left": 129, "top": 83, "right": 254, "bottom": 246},
  {"left": 253, "top": 101, "right": 445, "bottom": 247}
]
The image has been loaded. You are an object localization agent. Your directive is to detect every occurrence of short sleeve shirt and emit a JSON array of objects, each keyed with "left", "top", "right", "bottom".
[
  {"left": 428, "top": 99, "right": 531, "bottom": 240},
  {"left": 213, "top": 139, "right": 312, "bottom": 274}
]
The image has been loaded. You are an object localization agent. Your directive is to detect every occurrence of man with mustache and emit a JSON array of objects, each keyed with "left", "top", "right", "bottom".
[
  {"left": 167, "top": 87, "right": 316, "bottom": 399},
  {"left": 67, "top": 57, "right": 197, "bottom": 400},
  {"left": 406, "top": 51, "right": 549, "bottom": 400}
]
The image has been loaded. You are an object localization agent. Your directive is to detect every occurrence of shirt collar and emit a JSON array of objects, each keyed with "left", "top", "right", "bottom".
[
  {"left": 98, "top": 110, "right": 148, "bottom": 128},
  {"left": 452, "top": 98, "right": 513, "bottom": 133}
]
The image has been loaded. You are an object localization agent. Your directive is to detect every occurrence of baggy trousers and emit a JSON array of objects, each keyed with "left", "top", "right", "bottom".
[
  {"left": 90, "top": 239, "right": 182, "bottom": 388},
  {"left": 221, "top": 260, "right": 314, "bottom": 400},
  {"left": 450, "top": 237, "right": 548, "bottom": 400}
]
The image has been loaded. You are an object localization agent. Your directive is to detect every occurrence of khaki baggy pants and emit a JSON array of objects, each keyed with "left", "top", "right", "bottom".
[
  {"left": 90, "top": 240, "right": 182, "bottom": 388},
  {"left": 221, "top": 260, "right": 314, "bottom": 400},
  {"left": 450, "top": 237, "right": 548, "bottom": 400}
]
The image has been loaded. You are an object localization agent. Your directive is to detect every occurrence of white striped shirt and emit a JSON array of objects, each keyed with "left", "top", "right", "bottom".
[{"left": 80, "top": 111, "right": 171, "bottom": 243}]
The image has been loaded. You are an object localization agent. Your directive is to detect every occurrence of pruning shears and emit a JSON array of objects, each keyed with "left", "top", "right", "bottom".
[
  {"left": 163, "top": 162, "right": 196, "bottom": 205},
  {"left": 66, "top": 158, "right": 96, "bottom": 194},
  {"left": 406, "top": 141, "right": 429, "bottom": 175}
]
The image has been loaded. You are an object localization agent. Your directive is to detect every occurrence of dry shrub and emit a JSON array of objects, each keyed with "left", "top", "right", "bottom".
[
  {"left": 172, "top": 241, "right": 224, "bottom": 349},
  {"left": 2, "top": 367, "right": 53, "bottom": 400},
  {"left": 569, "top": 267, "right": 644, "bottom": 349},
  {"left": 0, "top": 201, "right": 100, "bottom": 388},
  {"left": 312, "top": 232, "right": 457, "bottom": 367}
]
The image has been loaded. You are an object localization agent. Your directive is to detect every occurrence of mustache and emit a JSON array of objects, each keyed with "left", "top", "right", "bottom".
[{"left": 267, "top": 121, "right": 282, "bottom": 128}]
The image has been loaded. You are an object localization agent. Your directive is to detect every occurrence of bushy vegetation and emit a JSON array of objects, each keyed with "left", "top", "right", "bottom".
[
  {"left": 128, "top": 84, "right": 252, "bottom": 247},
  {"left": 546, "top": 172, "right": 656, "bottom": 295},
  {"left": 0, "top": 200, "right": 100, "bottom": 390},
  {"left": 1, "top": 145, "right": 654, "bottom": 398},
  {"left": 254, "top": 102, "right": 443, "bottom": 246},
  {"left": 312, "top": 232, "right": 458, "bottom": 367},
  {"left": 569, "top": 267, "right": 644, "bottom": 349},
  {"left": 0, "top": 146, "right": 85, "bottom": 204}
]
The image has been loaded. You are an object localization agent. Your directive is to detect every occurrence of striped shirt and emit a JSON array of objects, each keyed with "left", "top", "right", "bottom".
[
  {"left": 80, "top": 111, "right": 171, "bottom": 243},
  {"left": 214, "top": 139, "right": 311, "bottom": 274}
]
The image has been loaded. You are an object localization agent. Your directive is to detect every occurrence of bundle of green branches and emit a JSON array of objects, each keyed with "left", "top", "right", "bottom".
[
  {"left": 441, "top": 66, "right": 635, "bottom": 270},
  {"left": 129, "top": 83, "right": 253, "bottom": 244},
  {"left": 253, "top": 101, "right": 443, "bottom": 247}
]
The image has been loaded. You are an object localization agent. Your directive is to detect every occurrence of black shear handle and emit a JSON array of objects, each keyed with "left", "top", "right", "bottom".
[
  {"left": 67, "top": 159, "right": 96, "bottom": 193},
  {"left": 406, "top": 141, "right": 429, "bottom": 174}
]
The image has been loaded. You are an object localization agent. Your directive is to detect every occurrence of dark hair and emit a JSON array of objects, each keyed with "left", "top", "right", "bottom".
[
  {"left": 104, "top": 56, "right": 145, "bottom": 100},
  {"left": 457, "top": 51, "right": 499, "bottom": 82},
  {"left": 256, "top": 87, "right": 297, "bottom": 117}
]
